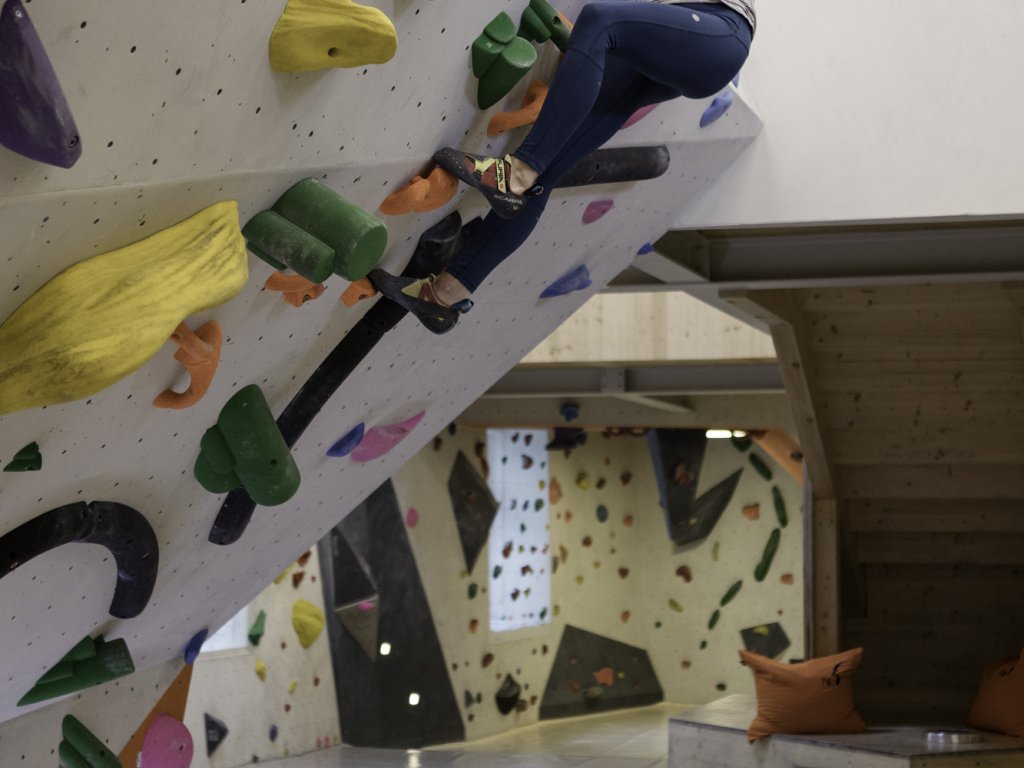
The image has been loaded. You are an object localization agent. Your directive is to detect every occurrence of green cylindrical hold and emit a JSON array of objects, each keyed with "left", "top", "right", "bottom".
[
  {"left": 772, "top": 486, "right": 788, "bottom": 529},
  {"left": 58, "top": 742, "right": 90, "bottom": 768},
  {"left": 273, "top": 178, "right": 387, "bottom": 280},
  {"left": 19, "top": 639, "right": 133, "bottom": 706},
  {"left": 473, "top": 12, "right": 516, "bottom": 76},
  {"left": 730, "top": 435, "right": 752, "bottom": 453},
  {"left": 61, "top": 716, "right": 120, "bottom": 768},
  {"left": 36, "top": 637, "right": 95, "bottom": 685},
  {"left": 749, "top": 452, "right": 773, "bottom": 480},
  {"left": 199, "top": 425, "right": 236, "bottom": 476},
  {"left": 243, "top": 210, "right": 336, "bottom": 283},
  {"left": 519, "top": 7, "right": 552, "bottom": 43},
  {"left": 754, "top": 528, "right": 782, "bottom": 582},
  {"left": 528, "top": 0, "right": 570, "bottom": 50},
  {"left": 249, "top": 609, "right": 267, "bottom": 646},
  {"left": 478, "top": 37, "right": 537, "bottom": 110},
  {"left": 194, "top": 451, "right": 242, "bottom": 495},
  {"left": 708, "top": 610, "right": 721, "bottom": 630},
  {"left": 720, "top": 580, "right": 743, "bottom": 607}
]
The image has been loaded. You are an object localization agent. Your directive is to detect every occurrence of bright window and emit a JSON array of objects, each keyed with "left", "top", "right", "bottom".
[{"left": 201, "top": 606, "right": 250, "bottom": 654}]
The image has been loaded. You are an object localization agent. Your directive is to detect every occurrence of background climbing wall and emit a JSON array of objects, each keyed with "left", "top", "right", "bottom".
[
  {"left": 391, "top": 423, "right": 803, "bottom": 741},
  {"left": 0, "top": 0, "right": 761, "bottom": 761}
]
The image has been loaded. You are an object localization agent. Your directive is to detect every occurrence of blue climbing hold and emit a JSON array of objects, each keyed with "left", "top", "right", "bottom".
[
  {"left": 269, "top": 724, "right": 278, "bottom": 742},
  {"left": 637, "top": 242, "right": 655, "bottom": 255},
  {"left": 596, "top": 505, "right": 608, "bottom": 523},
  {"left": 733, "top": 74, "right": 741, "bottom": 87},
  {"left": 183, "top": 628, "right": 209, "bottom": 664},
  {"left": 540, "top": 265, "right": 592, "bottom": 299},
  {"left": 327, "top": 422, "right": 365, "bottom": 458},
  {"left": 700, "top": 92, "right": 734, "bottom": 128},
  {"left": 560, "top": 402, "right": 580, "bottom": 422}
]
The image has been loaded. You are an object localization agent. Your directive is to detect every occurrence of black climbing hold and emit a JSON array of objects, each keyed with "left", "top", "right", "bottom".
[
  {"left": 740, "top": 622, "right": 791, "bottom": 660},
  {"left": 204, "top": 713, "right": 229, "bottom": 757},
  {"left": 557, "top": 146, "right": 670, "bottom": 188},
  {"left": 495, "top": 674, "right": 522, "bottom": 715},
  {"left": 448, "top": 451, "right": 499, "bottom": 573}
]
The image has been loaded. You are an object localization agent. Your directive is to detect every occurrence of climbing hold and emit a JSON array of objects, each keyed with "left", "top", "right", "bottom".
[
  {"left": 138, "top": 715, "right": 193, "bottom": 768},
  {"left": 708, "top": 610, "right": 721, "bottom": 630},
  {"left": 244, "top": 178, "right": 388, "bottom": 283},
  {"left": 518, "top": 0, "right": 571, "bottom": 50},
  {"left": 582, "top": 200, "right": 615, "bottom": 225},
  {"left": 712, "top": 542, "right": 720, "bottom": 562},
  {"left": 473, "top": 13, "right": 537, "bottom": 109},
  {"left": 623, "top": 515, "right": 634, "bottom": 528},
  {"left": 341, "top": 277, "right": 379, "bottom": 306},
  {"left": 450, "top": 450, "right": 500, "bottom": 572},
  {"left": 546, "top": 427, "right": 587, "bottom": 452},
  {"left": 522, "top": 454, "right": 534, "bottom": 470},
  {"left": 620, "top": 103, "right": 658, "bottom": 131},
  {"left": 740, "top": 622, "right": 791, "bottom": 659},
  {"left": 488, "top": 79, "right": 548, "bottom": 136},
  {"left": 0, "top": 202, "right": 246, "bottom": 418},
  {"left": 204, "top": 714, "right": 228, "bottom": 757},
  {"left": 620, "top": 471, "right": 633, "bottom": 486},
  {"left": 468, "top": 583, "right": 478, "bottom": 599},
  {"left": 581, "top": 536, "right": 592, "bottom": 548},
  {"left": 0, "top": 501, "right": 158, "bottom": 619},
  {"left": 264, "top": 272, "right": 326, "bottom": 308},
  {"left": 542, "top": 266, "right": 592, "bottom": 298},
  {"left": 493, "top": 565, "right": 503, "bottom": 579},
  {"left": 255, "top": 660, "right": 268, "bottom": 681},
  {"left": 269, "top": 724, "right": 279, "bottom": 742},
  {"left": 274, "top": 565, "right": 294, "bottom": 585},
  {"left": 558, "top": 145, "right": 671, "bottom": 188},
  {"left": 119, "top": 664, "right": 194, "bottom": 767},
  {"left": 0, "top": 0, "right": 81, "bottom": 168},
  {"left": 292, "top": 571, "right": 306, "bottom": 588},
  {"left": 621, "top": 611, "right": 630, "bottom": 623},
  {"left": 183, "top": 630, "right": 208, "bottom": 664},
  {"left": 636, "top": 242, "right": 655, "bottom": 256},
  {"left": 406, "top": 507, "right": 419, "bottom": 527},
  {"left": 772, "top": 486, "right": 788, "bottom": 528},
  {"left": 549, "top": 477, "right": 563, "bottom": 504},
  {"left": 482, "top": 653, "right": 495, "bottom": 668},
  {"left": 292, "top": 600, "right": 325, "bottom": 648},
  {"left": 700, "top": 91, "right": 734, "bottom": 128},
  {"left": 596, "top": 477, "right": 607, "bottom": 490},
  {"left": 618, "top": 567, "right": 629, "bottom": 579},
  {"left": 59, "top": 716, "right": 119, "bottom": 768},
  {"left": 19, "top": 635, "right": 134, "bottom": 706},
  {"left": 596, "top": 505, "right": 609, "bottom": 523},
  {"left": 269, "top": 0, "right": 397, "bottom": 72},
  {"left": 3, "top": 441, "right": 41, "bottom": 471},
  {"left": 194, "top": 384, "right": 301, "bottom": 507},
  {"left": 730, "top": 433, "right": 753, "bottom": 452},
  {"left": 668, "top": 598, "right": 683, "bottom": 613},
  {"left": 379, "top": 166, "right": 459, "bottom": 216},
  {"left": 559, "top": 401, "right": 581, "bottom": 422},
  {"left": 249, "top": 610, "right": 267, "bottom": 646},
  {"left": 469, "top": 618, "right": 479, "bottom": 634},
  {"left": 720, "top": 580, "right": 743, "bottom": 607},
  {"left": 754, "top": 528, "right": 782, "bottom": 582},
  {"left": 748, "top": 452, "right": 773, "bottom": 480},
  {"left": 781, "top": 573, "right": 794, "bottom": 585},
  {"left": 327, "top": 422, "right": 365, "bottom": 458},
  {"left": 473, "top": 12, "right": 516, "bottom": 75},
  {"left": 592, "top": 667, "right": 614, "bottom": 687},
  {"left": 495, "top": 674, "right": 522, "bottom": 715},
  {"left": 742, "top": 503, "right": 760, "bottom": 521},
  {"left": 350, "top": 411, "right": 425, "bottom": 462},
  {"left": 153, "top": 321, "right": 223, "bottom": 410}
]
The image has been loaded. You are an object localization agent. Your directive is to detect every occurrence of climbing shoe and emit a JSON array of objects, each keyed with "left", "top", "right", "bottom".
[
  {"left": 368, "top": 269, "right": 473, "bottom": 335},
  {"left": 433, "top": 148, "right": 541, "bottom": 219}
]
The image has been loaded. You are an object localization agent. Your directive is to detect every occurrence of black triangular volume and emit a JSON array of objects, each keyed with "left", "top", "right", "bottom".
[{"left": 447, "top": 451, "right": 499, "bottom": 573}]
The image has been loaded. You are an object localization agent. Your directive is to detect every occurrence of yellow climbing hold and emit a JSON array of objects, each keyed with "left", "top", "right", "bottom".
[
  {"left": 288, "top": 681, "right": 298, "bottom": 694},
  {"left": 255, "top": 660, "right": 268, "bottom": 681},
  {"left": 753, "top": 625, "right": 770, "bottom": 637},
  {"left": 292, "top": 600, "right": 325, "bottom": 648},
  {"left": 274, "top": 565, "right": 294, "bottom": 585},
  {"left": 270, "top": 0, "right": 398, "bottom": 72},
  {"left": 0, "top": 202, "right": 247, "bottom": 417}
]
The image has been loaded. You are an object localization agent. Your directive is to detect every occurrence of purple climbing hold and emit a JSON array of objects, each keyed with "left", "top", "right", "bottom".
[
  {"left": 582, "top": 199, "right": 614, "bottom": 224},
  {"left": 620, "top": 103, "right": 658, "bottom": 131},
  {"left": 140, "top": 714, "right": 194, "bottom": 768},
  {"left": 183, "top": 628, "right": 209, "bottom": 665},
  {"left": 327, "top": 422, "right": 365, "bottom": 458},
  {"left": 540, "top": 265, "right": 592, "bottom": 299},
  {"left": 732, "top": 74, "right": 741, "bottom": 87},
  {"left": 0, "top": 0, "right": 82, "bottom": 168},
  {"left": 269, "top": 724, "right": 279, "bottom": 742},
  {"left": 637, "top": 242, "right": 655, "bottom": 255},
  {"left": 350, "top": 411, "right": 425, "bottom": 462},
  {"left": 700, "top": 91, "right": 734, "bottom": 128}
]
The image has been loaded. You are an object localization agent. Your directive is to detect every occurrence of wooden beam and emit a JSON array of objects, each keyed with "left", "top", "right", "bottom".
[{"left": 806, "top": 497, "right": 840, "bottom": 656}]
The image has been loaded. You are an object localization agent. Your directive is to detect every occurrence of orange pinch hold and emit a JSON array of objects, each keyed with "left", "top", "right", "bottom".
[
  {"left": 264, "top": 272, "right": 326, "bottom": 307},
  {"left": 379, "top": 166, "right": 458, "bottom": 216},
  {"left": 153, "top": 321, "right": 222, "bottom": 410},
  {"left": 488, "top": 80, "right": 549, "bottom": 137},
  {"left": 593, "top": 667, "right": 614, "bottom": 687},
  {"left": 341, "top": 277, "right": 378, "bottom": 307}
]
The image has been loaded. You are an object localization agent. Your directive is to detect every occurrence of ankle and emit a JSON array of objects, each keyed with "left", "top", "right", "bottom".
[
  {"left": 433, "top": 273, "right": 471, "bottom": 306},
  {"left": 508, "top": 156, "right": 539, "bottom": 196}
]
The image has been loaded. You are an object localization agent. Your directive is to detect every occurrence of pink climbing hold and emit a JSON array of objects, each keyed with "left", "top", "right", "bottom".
[
  {"left": 620, "top": 103, "right": 658, "bottom": 130},
  {"left": 356, "top": 600, "right": 376, "bottom": 613},
  {"left": 406, "top": 507, "right": 420, "bottom": 528},
  {"left": 350, "top": 411, "right": 426, "bottom": 462},
  {"left": 582, "top": 200, "right": 614, "bottom": 224},
  {"left": 139, "top": 714, "right": 193, "bottom": 768}
]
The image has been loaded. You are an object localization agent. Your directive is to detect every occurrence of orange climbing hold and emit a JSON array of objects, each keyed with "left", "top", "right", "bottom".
[
  {"left": 153, "top": 321, "right": 222, "bottom": 410},
  {"left": 264, "top": 272, "right": 326, "bottom": 307},
  {"left": 379, "top": 166, "right": 458, "bottom": 215},
  {"left": 742, "top": 503, "right": 760, "bottom": 521},
  {"left": 487, "top": 80, "right": 549, "bottom": 137},
  {"left": 593, "top": 667, "right": 614, "bottom": 687},
  {"left": 118, "top": 663, "right": 194, "bottom": 767},
  {"left": 341, "top": 277, "right": 379, "bottom": 306}
]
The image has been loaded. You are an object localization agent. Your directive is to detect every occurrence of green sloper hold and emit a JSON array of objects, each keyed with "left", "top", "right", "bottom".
[
  {"left": 59, "top": 715, "right": 119, "bottom": 768},
  {"left": 754, "top": 528, "right": 781, "bottom": 582},
  {"left": 249, "top": 609, "right": 267, "bottom": 646},
  {"left": 19, "top": 636, "right": 134, "bottom": 706},
  {"left": 243, "top": 178, "right": 387, "bottom": 282},
  {"left": 748, "top": 452, "right": 773, "bottom": 480},
  {"left": 194, "top": 384, "right": 300, "bottom": 507},
  {"left": 720, "top": 580, "right": 742, "bottom": 607},
  {"left": 708, "top": 610, "right": 720, "bottom": 630},
  {"left": 519, "top": 0, "right": 571, "bottom": 51},
  {"left": 478, "top": 37, "right": 537, "bottom": 110},
  {"left": 3, "top": 441, "right": 41, "bottom": 471},
  {"left": 292, "top": 600, "right": 325, "bottom": 648},
  {"left": 730, "top": 435, "right": 752, "bottom": 453},
  {"left": 772, "top": 486, "right": 788, "bottom": 528},
  {"left": 472, "top": 13, "right": 516, "bottom": 77}
]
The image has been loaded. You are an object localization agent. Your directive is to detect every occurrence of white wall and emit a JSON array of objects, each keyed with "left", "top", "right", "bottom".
[{"left": 678, "top": 0, "right": 1024, "bottom": 228}]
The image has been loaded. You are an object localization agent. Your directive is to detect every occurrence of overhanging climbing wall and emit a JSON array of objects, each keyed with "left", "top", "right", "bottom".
[{"left": 0, "top": 0, "right": 761, "bottom": 740}]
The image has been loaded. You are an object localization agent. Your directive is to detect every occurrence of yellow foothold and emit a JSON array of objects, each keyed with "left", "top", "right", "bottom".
[
  {"left": 255, "top": 660, "right": 268, "bottom": 681},
  {"left": 274, "top": 565, "right": 294, "bottom": 585},
  {"left": 270, "top": 0, "right": 398, "bottom": 72},
  {"left": 753, "top": 625, "right": 771, "bottom": 637},
  {"left": 0, "top": 202, "right": 247, "bottom": 417},
  {"left": 292, "top": 600, "right": 325, "bottom": 648},
  {"left": 575, "top": 472, "right": 590, "bottom": 491},
  {"left": 712, "top": 542, "right": 720, "bottom": 562},
  {"left": 288, "top": 681, "right": 298, "bottom": 694}
]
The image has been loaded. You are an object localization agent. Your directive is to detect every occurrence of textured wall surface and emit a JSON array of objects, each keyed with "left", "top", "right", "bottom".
[{"left": 0, "top": 0, "right": 761, "bottom": 760}]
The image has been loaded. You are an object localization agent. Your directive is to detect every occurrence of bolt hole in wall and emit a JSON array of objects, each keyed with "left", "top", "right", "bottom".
[{"left": 486, "top": 429, "right": 552, "bottom": 635}]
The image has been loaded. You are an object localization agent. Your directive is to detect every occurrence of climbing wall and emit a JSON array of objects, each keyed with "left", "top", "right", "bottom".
[{"left": 0, "top": 0, "right": 761, "bottom": 759}]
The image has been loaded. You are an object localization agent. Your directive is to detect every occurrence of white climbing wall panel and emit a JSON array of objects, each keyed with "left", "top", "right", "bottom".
[{"left": 0, "top": 0, "right": 761, "bottom": 760}]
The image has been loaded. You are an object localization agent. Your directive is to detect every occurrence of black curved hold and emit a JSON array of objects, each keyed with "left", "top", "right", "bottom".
[
  {"left": 209, "top": 213, "right": 475, "bottom": 546},
  {"left": 0, "top": 501, "right": 158, "bottom": 618},
  {"left": 557, "top": 145, "right": 671, "bottom": 188}
]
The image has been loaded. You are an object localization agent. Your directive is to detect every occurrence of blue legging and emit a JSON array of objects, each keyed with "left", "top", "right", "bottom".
[{"left": 447, "top": 1, "right": 752, "bottom": 293}]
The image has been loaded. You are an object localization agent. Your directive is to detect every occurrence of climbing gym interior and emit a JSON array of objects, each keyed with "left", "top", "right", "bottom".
[{"left": 1, "top": 1, "right": 1023, "bottom": 767}]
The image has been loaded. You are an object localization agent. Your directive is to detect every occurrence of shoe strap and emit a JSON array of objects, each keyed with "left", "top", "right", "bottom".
[{"left": 472, "top": 155, "right": 509, "bottom": 194}]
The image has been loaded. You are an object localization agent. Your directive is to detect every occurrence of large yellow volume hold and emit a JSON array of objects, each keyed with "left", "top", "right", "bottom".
[
  {"left": 269, "top": 0, "right": 398, "bottom": 72},
  {"left": 0, "top": 201, "right": 248, "bottom": 417}
]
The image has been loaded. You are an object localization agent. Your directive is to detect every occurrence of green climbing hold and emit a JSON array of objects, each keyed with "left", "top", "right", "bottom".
[
  {"left": 468, "top": 583, "right": 479, "bottom": 599},
  {"left": 730, "top": 434, "right": 752, "bottom": 452},
  {"left": 720, "top": 580, "right": 743, "bottom": 607},
  {"left": 748, "top": 452, "right": 773, "bottom": 480},
  {"left": 754, "top": 528, "right": 782, "bottom": 582},
  {"left": 478, "top": 37, "right": 537, "bottom": 110},
  {"left": 249, "top": 609, "right": 267, "bottom": 646},
  {"left": 772, "top": 486, "right": 788, "bottom": 528},
  {"left": 668, "top": 598, "right": 683, "bottom": 613},
  {"left": 518, "top": 0, "right": 570, "bottom": 51},
  {"left": 19, "top": 635, "right": 134, "bottom": 706},
  {"left": 472, "top": 12, "right": 517, "bottom": 76},
  {"left": 708, "top": 610, "right": 721, "bottom": 630},
  {"left": 700, "top": 640, "right": 708, "bottom": 649},
  {"left": 3, "top": 441, "right": 41, "bottom": 472},
  {"left": 716, "top": 682, "right": 727, "bottom": 692},
  {"left": 59, "top": 715, "right": 120, "bottom": 768},
  {"left": 493, "top": 565, "right": 502, "bottom": 579}
]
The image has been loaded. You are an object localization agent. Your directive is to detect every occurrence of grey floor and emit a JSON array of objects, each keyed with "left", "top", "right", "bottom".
[{"left": 261, "top": 703, "right": 684, "bottom": 768}]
